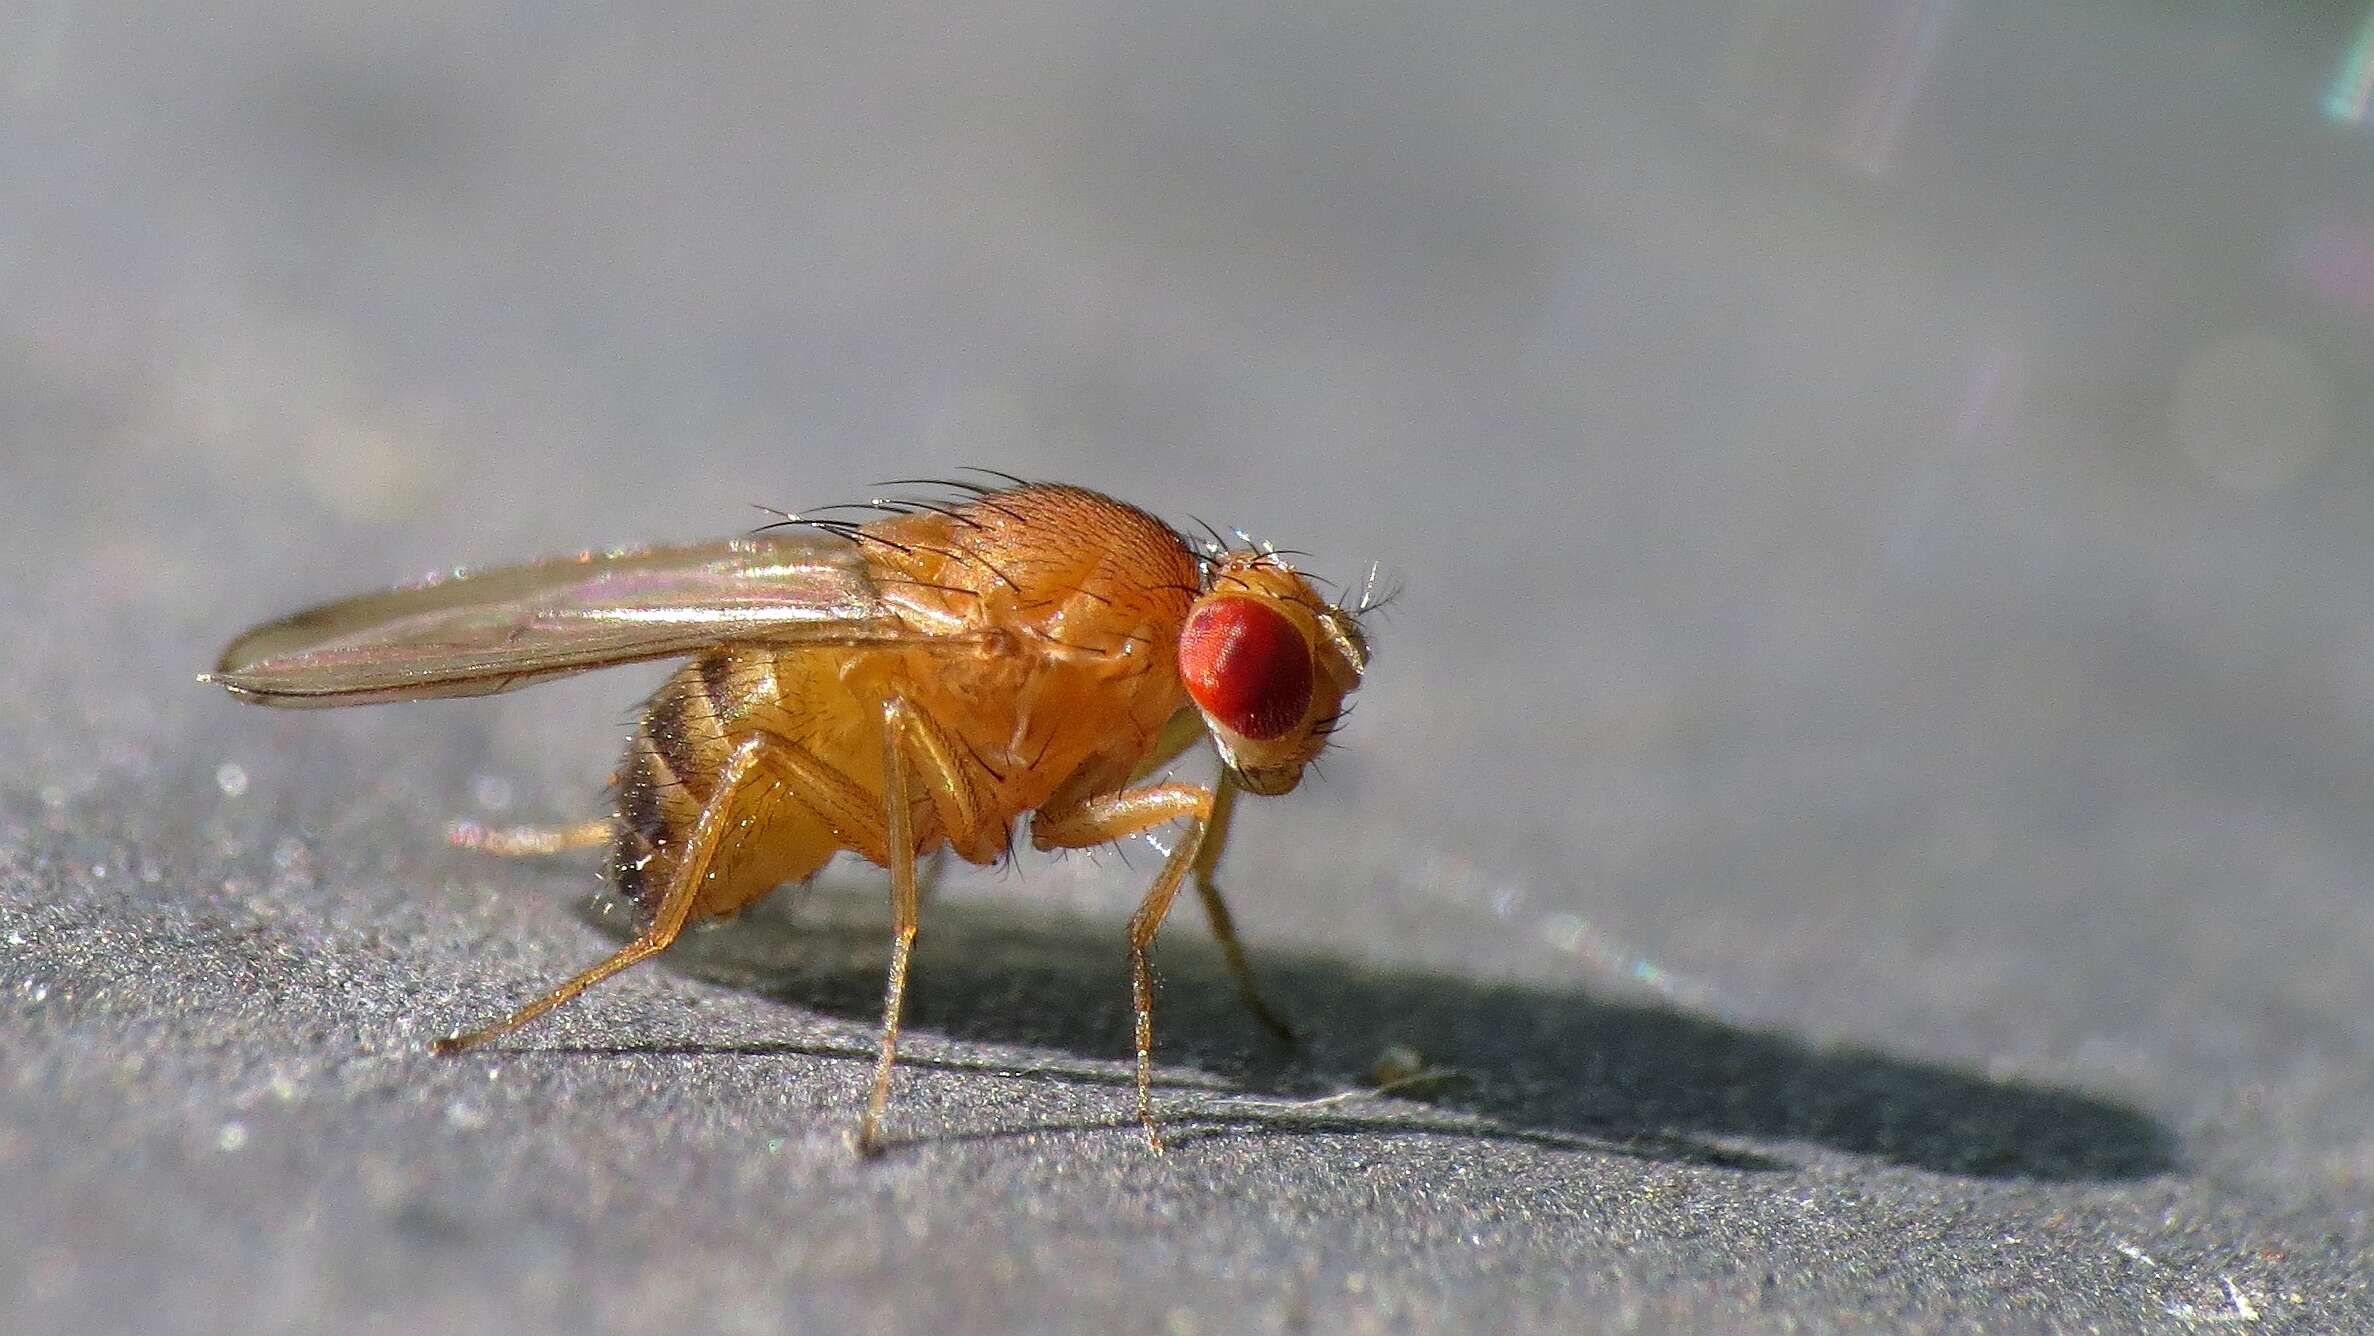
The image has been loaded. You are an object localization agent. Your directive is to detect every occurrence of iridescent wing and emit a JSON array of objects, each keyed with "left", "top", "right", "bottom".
[{"left": 207, "top": 532, "right": 949, "bottom": 707}]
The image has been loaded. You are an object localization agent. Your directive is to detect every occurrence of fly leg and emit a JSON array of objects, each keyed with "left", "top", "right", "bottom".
[
  {"left": 722, "top": 698, "right": 996, "bottom": 1154},
  {"left": 1032, "top": 784, "right": 1216, "bottom": 1152},
  {"left": 433, "top": 738, "right": 769, "bottom": 1053},
  {"left": 842, "top": 696, "right": 1009, "bottom": 1152},
  {"left": 859, "top": 699, "right": 920, "bottom": 1156},
  {"left": 446, "top": 816, "right": 615, "bottom": 856},
  {"left": 439, "top": 713, "right": 935, "bottom": 1152},
  {"left": 1186, "top": 775, "right": 1296, "bottom": 1045},
  {"left": 1129, "top": 712, "right": 1297, "bottom": 1045}
]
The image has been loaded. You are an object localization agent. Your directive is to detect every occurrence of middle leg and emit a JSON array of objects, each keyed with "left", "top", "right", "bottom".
[{"left": 743, "top": 696, "right": 1005, "bottom": 1153}]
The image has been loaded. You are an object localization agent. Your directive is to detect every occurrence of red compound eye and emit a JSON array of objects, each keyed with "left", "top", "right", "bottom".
[{"left": 1179, "top": 597, "right": 1313, "bottom": 741}]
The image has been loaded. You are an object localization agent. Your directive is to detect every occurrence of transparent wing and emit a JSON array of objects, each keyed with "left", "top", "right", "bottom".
[{"left": 207, "top": 532, "right": 946, "bottom": 707}]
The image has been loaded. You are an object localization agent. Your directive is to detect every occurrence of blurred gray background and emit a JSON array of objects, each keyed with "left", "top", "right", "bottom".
[{"left": 8, "top": 2, "right": 2374, "bottom": 1331}]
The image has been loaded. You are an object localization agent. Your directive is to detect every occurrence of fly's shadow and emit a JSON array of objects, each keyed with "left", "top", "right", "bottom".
[{"left": 544, "top": 881, "right": 2176, "bottom": 1180}]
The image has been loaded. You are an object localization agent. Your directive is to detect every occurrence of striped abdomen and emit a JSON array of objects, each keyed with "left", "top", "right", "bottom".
[{"left": 608, "top": 649, "right": 843, "bottom": 924}]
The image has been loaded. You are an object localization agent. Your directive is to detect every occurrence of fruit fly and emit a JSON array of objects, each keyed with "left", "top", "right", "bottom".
[{"left": 206, "top": 477, "right": 1376, "bottom": 1152}]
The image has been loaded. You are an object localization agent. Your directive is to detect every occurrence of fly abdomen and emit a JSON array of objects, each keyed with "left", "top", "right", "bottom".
[
  {"left": 608, "top": 653, "right": 736, "bottom": 920},
  {"left": 606, "top": 649, "right": 845, "bottom": 924}
]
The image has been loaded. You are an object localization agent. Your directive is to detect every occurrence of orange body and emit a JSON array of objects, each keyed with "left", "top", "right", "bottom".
[
  {"left": 616, "top": 484, "right": 1207, "bottom": 920},
  {"left": 209, "top": 477, "right": 1375, "bottom": 1151}
]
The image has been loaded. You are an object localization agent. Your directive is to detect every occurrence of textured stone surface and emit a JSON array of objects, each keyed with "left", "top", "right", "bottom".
[{"left": 8, "top": 4, "right": 2374, "bottom": 1331}]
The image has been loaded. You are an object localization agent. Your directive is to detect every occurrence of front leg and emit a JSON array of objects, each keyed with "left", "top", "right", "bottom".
[
  {"left": 1182, "top": 776, "right": 1297, "bottom": 1045},
  {"left": 1126, "top": 714, "right": 1296, "bottom": 1043},
  {"left": 1033, "top": 784, "right": 1214, "bottom": 1152}
]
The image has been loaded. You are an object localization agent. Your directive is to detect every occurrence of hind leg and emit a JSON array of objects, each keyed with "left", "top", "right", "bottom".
[
  {"left": 432, "top": 739, "right": 769, "bottom": 1053},
  {"left": 447, "top": 816, "right": 615, "bottom": 856}
]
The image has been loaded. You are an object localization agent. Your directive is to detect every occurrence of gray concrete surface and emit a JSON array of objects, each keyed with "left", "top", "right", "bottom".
[{"left": 8, "top": 3, "right": 2374, "bottom": 1331}]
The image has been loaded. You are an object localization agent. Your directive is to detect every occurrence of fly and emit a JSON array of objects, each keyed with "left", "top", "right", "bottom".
[{"left": 206, "top": 477, "right": 1379, "bottom": 1153}]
